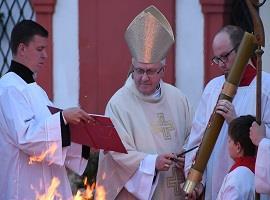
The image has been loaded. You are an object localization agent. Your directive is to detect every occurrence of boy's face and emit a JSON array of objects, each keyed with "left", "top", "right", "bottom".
[{"left": 228, "top": 136, "right": 240, "bottom": 160}]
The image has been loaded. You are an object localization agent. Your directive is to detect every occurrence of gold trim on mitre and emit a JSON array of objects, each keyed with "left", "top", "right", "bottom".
[{"left": 125, "top": 5, "right": 175, "bottom": 63}]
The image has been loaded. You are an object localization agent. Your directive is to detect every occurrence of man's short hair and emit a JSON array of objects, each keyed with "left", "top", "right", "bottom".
[
  {"left": 11, "top": 20, "right": 48, "bottom": 55},
  {"left": 217, "top": 25, "right": 244, "bottom": 49},
  {"left": 228, "top": 115, "right": 256, "bottom": 156}
]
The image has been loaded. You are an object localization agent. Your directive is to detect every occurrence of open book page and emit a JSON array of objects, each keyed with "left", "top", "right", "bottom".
[{"left": 47, "top": 106, "right": 127, "bottom": 154}]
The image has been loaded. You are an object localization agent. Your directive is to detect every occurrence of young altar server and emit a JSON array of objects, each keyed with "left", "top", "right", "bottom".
[{"left": 217, "top": 115, "right": 256, "bottom": 200}]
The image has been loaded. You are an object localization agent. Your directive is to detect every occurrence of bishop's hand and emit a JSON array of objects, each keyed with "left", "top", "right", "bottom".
[
  {"left": 174, "top": 155, "right": 184, "bottom": 169},
  {"left": 155, "top": 153, "right": 175, "bottom": 171}
]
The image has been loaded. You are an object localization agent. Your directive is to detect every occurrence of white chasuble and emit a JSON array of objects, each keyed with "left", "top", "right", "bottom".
[
  {"left": 255, "top": 138, "right": 270, "bottom": 199},
  {"left": 96, "top": 76, "right": 192, "bottom": 200}
]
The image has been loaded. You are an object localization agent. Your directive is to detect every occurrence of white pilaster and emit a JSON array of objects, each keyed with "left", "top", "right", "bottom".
[
  {"left": 175, "top": 0, "right": 204, "bottom": 109},
  {"left": 53, "top": 0, "right": 79, "bottom": 108}
]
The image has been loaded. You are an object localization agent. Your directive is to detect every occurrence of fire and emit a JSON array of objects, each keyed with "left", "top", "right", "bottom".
[
  {"left": 33, "top": 176, "right": 106, "bottom": 200},
  {"left": 34, "top": 177, "right": 62, "bottom": 200},
  {"left": 29, "top": 143, "right": 57, "bottom": 164},
  {"left": 74, "top": 177, "right": 106, "bottom": 200},
  {"left": 95, "top": 184, "right": 106, "bottom": 200}
]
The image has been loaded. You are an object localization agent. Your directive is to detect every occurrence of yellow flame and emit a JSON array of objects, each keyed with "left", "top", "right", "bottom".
[
  {"left": 73, "top": 190, "right": 84, "bottom": 200},
  {"left": 29, "top": 143, "right": 57, "bottom": 164},
  {"left": 95, "top": 184, "right": 106, "bottom": 200},
  {"left": 74, "top": 177, "right": 106, "bottom": 200},
  {"left": 35, "top": 177, "right": 62, "bottom": 200}
]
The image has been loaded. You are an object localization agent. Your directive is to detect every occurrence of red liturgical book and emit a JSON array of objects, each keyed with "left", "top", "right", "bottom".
[{"left": 47, "top": 106, "right": 127, "bottom": 154}]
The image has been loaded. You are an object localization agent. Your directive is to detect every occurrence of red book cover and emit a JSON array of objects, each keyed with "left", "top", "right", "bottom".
[{"left": 47, "top": 106, "right": 127, "bottom": 154}]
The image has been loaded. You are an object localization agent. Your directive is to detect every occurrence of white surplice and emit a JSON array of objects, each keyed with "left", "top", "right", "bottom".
[
  {"left": 0, "top": 72, "right": 88, "bottom": 200},
  {"left": 96, "top": 75, "right": 193, "bottom": 200},
  {"left": 217, "top": 166, "right": 255, "bottom": 200},
  {"left": 255, "top": 138, "right": 270, "bottom": 197},
  {"left": 185, "top": 72, "right": 270, "bottom": 200}
]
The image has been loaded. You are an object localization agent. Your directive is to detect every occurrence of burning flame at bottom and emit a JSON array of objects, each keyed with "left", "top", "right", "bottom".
[
  {"left": 35, "top": 177, "right": 106, "bottom": 200},
  {"left": 74, "top": 177, "right": 106, "bottom": 200},
  {"left": 35, "top": 177, "right": 62, "bottom": 200}
]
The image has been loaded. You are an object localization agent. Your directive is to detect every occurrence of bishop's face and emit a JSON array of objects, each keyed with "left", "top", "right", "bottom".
[
  {"left": 17, "top": 35, "right": 48, "bottom": 73},
  {"left": 212, "top": 32, "right": 237, "bottom": 77},
  {"left": 132, "top": 60, "right": 164, "bottom": 96}
]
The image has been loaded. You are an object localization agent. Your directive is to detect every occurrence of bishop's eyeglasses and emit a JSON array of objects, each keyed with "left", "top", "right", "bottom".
[
  {"left": 212, "top": 45, "right": 238, "bottom": 65},
  {"left": 132, "top": 64, "right": 164, "bottom": 77}
]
